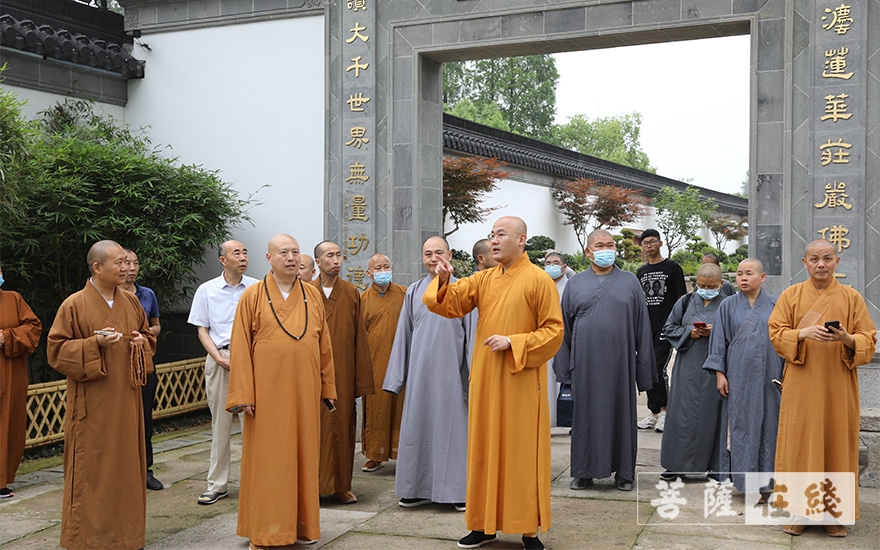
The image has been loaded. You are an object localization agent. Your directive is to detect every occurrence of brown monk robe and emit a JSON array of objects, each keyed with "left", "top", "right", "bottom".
[
  {"left": 310, "top": 241, "right": 373, "bottom": 502},
  {"left": 47, "top": 241, "right": 156, "bottom": 549},
  {"left": 227, "top": 235, "right": 337, "bottom": 547},
  {"left": 0, "top": 281, "right": 42, "bottom": 495},
  {"left": 360, "top": 254, "right": 407, "bottom": 469}
]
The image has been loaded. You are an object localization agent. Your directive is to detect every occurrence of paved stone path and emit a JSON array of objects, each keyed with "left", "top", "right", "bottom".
[{"left": 3, "top": 397, "right": 877, "bottom": 549}]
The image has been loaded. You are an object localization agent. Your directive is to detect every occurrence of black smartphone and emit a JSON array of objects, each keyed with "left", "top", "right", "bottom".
[
  {"left": 824, "top": 320, "right": 840, "bottom": 332},
  {"left": 324, "top": 399, "right": 336, "bottom": 412}
]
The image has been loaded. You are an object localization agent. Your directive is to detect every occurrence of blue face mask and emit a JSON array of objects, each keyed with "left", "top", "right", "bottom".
[
  {"left": 372, "top": 271, "right": 393, "bottom": 286},
  {"left": 544, "top": 265, "right": 563, "bottom": 279},
  {"left": 696, "top": 287, "right": 720, "bottom": 300},
  {"left": 591, "top": 250, "right": 616, "bottom": 268},
  {"left": 0, "top": 274, "right": 4, "bottom": 287}
]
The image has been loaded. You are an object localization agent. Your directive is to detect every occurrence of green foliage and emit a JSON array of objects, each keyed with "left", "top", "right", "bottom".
[
  {"left": 446, "top": 99, "right": 510, "bottom": 132},
  {"left": 550, "top": 113, "right": 656, "bottom": 173},
  {"left": 450, "top": 248, "right": 472, "bottom": 262},
  {"left": 451, "top": 259, "right": 475, "bottom": 279},
  {"left": 706, "top": 214, "right": 748, "bottom": 252},
  {"left": 0, "top": 97, "right": 255, "bottom": 379},
  {"left": 525, "top": 235, "right": 556, "bottom": 252},
  {"left": 652, "top": 186, "right": 716, "bottom": 257},
  {"left": 442, "top": 156, "right": 509, "bottom": 237},
  {"left": 443, "top": 55, "right": 559, "bottom": 142},
  {"left": 727, "top": 244, "right": 750, "bottom": 269},
  {"left": 673, "top": 238, "right": 732, "bottom": 275}
]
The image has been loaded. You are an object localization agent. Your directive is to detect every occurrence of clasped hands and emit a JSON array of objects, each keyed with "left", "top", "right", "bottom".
[{"left": 95, "top": 327, "right": 145, "bottom": 348}]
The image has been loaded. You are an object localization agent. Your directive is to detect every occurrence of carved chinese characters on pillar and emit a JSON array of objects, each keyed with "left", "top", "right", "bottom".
[
  {"left": 341, "top": 1, "right": 374, "bottom": 290},
  {"left": 812, "top": 2, "right": 865, "bottom": 285}
]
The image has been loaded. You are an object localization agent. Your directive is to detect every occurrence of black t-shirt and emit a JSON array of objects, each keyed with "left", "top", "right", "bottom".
[{"left": 637, "top": 258, "right": 687, "bottom": 335}]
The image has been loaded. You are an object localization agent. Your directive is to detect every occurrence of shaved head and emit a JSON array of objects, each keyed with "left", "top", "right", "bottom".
[
  {"left": 498, "top": 216, "right": 527, "bottom": 235},
  {"left": 368, "top": 253, "right": 391, "bottom": 271},
  {"left": 314, "top": 240, "right": 336, "bottom": 258},
  {"left": 804, "top": 239, "right": 837, "bottom": 258},
  {"left": 268, "top": 233, "right": 299, "bottom": 253},
  {"left": 472, "top": 239, "right": 491, "bottom": 261},
  {"left": 300, "top": 254, "right": 315, "bottom": 270},
  {"left": 423, "top": 236, "right": 450, "bottom": 252},
  {"left": 696, "top": 262, "right": 722, "bottom": 281},
  {"left": 739, "top": 257, "right": 764, "bottom": 274},
  {"left": 587, "top": 229, "right": 612, "bottom": 248},
  {"left": 87, "top": 240, "right": 122, "bottom": 273}
]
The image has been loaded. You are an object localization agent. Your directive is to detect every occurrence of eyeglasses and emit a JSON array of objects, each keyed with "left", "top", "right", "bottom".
[
  {"left": 641, "top": 239, "right": 660, "bottom": 246},
  {"left": 488, "top": 231, "right": 521, "bottom": 240}
]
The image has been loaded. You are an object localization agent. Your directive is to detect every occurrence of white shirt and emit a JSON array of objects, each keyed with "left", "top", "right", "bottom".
[{"left": 187, "top": 272, "right": 258, "bottom": 347}]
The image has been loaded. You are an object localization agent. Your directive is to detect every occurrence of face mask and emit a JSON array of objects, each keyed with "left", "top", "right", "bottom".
[
  {"left": 591, "top": 250, "right": 616, "bottom": 268},
  {"left": 372, "top": 271, "right": 393, "bottom": 286},
  {"left": 0, "top": 274, "right": 4, "bottom": 287},
  {"left": 544, "top": 265, "right": 562, "bottom": 279},
  {"left": 696, "top": 287, "right": 720, "bottom": 300}
]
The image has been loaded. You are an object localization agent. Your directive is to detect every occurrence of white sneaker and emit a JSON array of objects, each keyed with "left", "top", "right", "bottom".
[
  {"left": 654, "top": 411, "right": 667, "bottom": 432},
  {"left": 637, "top": 413, "right": 657, "bottom": 429}
]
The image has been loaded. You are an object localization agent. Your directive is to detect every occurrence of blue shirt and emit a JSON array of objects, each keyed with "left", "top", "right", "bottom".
[
  {"left": 187, "top": 273, "right": 258, "bottom": 348},
  {"left": 133, "top": 283, "right": 160, "bottom": 320}
]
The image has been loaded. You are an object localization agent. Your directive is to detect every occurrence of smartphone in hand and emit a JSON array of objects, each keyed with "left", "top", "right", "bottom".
[
  {"left": 824, "top": 320, "right": 840, "bottom": 332},
  {"left": 324, "top": 399, "right": 336, "bottom": 412},
  {"left": 693, "top": 322, "right": 707, "bottom": 328}
]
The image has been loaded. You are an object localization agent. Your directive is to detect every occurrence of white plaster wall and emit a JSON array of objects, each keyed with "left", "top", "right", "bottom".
[
  {"left": 0, "top": 84, "right": 125, "bottom": 120},
  {"left": 445, "top": 177, "right": 744, "bottom": 264},
  {"left": 123, "top": 15, "right": 325, "bottom": 291}
]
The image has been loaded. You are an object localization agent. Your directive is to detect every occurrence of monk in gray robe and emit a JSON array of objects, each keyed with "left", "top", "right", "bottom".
[
  {"left": 554, "top": 230, "right": 655, "bottom": 491},
  {"left": 660, "top": 263, "right": 726, "bottom": 477},
  {"left": 702, "top": 259, "right": 783, "bottom": 492},
  {"left": 383, "top": 236, "right": 472, "bottom": 510}
]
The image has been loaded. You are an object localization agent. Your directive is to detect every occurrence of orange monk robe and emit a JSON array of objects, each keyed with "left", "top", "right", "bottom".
[
  {"left": 227, "top": 274, "right": 337, "bottom": 545},
  {"left": 309, "top": 278, "right": 374, "bottom": 494},
  {"left": 360, "top": 282, "right": 407, "bottom": 462},
  {"left": 768, "top": 278, "right": 876, "bottom": 519},
  {"left": 423, "top": 252, "right": 563, "bottom": 534},
  {"left": 0, "top": 289, "right": 42, "bottom": 489},
  {"left": 47, "top": 282, "right": 155, "bottom": 550}
]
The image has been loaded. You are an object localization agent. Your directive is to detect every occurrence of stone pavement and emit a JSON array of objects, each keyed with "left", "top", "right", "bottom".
[{"left": 2, "top": 405, "right": 878, "bottom": 549}]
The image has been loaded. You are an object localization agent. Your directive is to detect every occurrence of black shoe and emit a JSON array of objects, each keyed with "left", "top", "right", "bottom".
[
  {"left": 0, "top": 487, "right": 13, "bottom": 499},
  {"left": 659, "top": 470, "right": 678, "bottom": 482},
  {"left": 616, "top": 479, "right": 634, "bottom": 491},
  {"left": 146, "top": 472, "right": 164, "bottom": 491},
  {"left": 454, "top": 502, "right": 466, "bottom": 512},
  {"left": 458, "top": 530, "right": 497, "bottom": 548},
  {"left": 569, "top": 477, "right": 593, "bottom": 490},
  {"left": 522, "top": 535, "right": 544, "bottom": 550}
]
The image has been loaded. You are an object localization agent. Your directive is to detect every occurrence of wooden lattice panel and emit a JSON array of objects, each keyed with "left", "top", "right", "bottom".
[{"left": 25, "top": 356, "right": 208, "bottom": 449}]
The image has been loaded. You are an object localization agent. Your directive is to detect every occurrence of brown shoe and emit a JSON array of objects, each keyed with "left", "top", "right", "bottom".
[
  {"left": 362, "top": 460, "right": 384, "bottom": 472},
  {"left": 335, "top": 491, "right": 358, "bottom": 504},
  {"left": 824, "top": 524, "right": 847, "bottom": 537},
  {"left": 783, "top": 524, "right": 806, "bottom": 536}
]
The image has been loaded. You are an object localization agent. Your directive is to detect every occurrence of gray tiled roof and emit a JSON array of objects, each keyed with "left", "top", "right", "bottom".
[{"left": 442, "top": 113, "right": 748, "bottom": 217}]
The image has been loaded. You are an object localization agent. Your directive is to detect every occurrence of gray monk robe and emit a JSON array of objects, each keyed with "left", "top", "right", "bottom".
[
  {"left": 660, "top": 292, "right": 724, "bottom": 474},
  {"left": 383, "top": 276, "right": 473, "bottom": 503},
  {"left": 554, "top": 266, "right": 655, "bottom": 483},
  {"left": 702, "top": 290, "right": 783, "bottom": 491}
]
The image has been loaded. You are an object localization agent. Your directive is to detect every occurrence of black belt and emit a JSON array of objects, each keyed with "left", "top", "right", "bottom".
[{"left": 218, "top": 345, "right": 230, "bottom": 351}]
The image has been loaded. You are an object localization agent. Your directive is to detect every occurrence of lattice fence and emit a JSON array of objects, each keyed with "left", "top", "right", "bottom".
[{"left": 25, "top": 357, "right": 207, "bottom": 449}]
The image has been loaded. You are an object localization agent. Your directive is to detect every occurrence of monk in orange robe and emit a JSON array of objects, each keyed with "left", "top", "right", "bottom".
[
  {"left": 47, "top": 240, "right": 156, "bottom": 549},
  {"left": 424, "top": 217, "right": 563, "bottom": 550},
  {"left": 310, "top": 241, "right": 373, "bottom": 503},
  {"left": 769, "top": 239, "right": 876, "bottom": 538},
  {"left": 0, "top": 267, "right": 42, "bottom": 499},
  {"left": 360, "top": 253, "right": 407, "bottom": 472},
  {"left": 227, "top": 234, "right": 336, "bottom": 548}
]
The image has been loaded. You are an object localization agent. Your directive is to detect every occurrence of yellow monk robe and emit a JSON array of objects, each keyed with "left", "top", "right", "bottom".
[
  {"left": 0, "top": 289, "right": 42, "bottom": 490},
  {"left": 360, "top": 282, "right": 407, "bottom": 462},
  {"left": 47, "top": 282, "right": 155, "bottom": 549},
  {"left": 227, "top": 274, "right": 336, "bottom": 545},
  {"left": 309, "top": 277, "right": 374, "bottom": 494},
  {"left": 423, "top": 252, "right": 563, "bottom": 534},
  {"left": 768, "top": 277, "right": 875, "bottom": 519}
]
